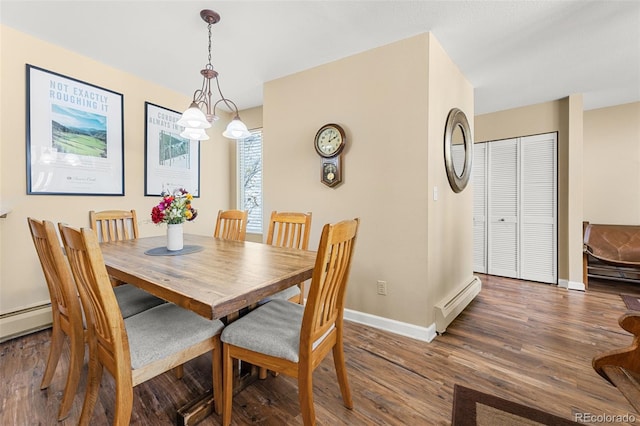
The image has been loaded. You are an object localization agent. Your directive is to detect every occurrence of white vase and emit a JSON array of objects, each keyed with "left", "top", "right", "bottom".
[{"left": 166, "top": 223, "right": 184, "bottom": 251}]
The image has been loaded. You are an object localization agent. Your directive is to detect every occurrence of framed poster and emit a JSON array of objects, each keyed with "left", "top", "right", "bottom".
[
  {"left": 144, "top": 102, "right": 200, "bottom": 197},
  {"left": 26, "top": 64, "right": 124, "bottom": 195}
]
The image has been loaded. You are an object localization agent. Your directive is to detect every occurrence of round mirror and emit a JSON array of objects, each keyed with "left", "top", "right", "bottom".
[{"left": 444, "top": 108, "right": 473, "bottom": 193}]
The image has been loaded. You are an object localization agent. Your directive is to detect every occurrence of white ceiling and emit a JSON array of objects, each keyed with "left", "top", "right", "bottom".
[{"left": 1, "top": 1, "right": 639, "bottom": 115}]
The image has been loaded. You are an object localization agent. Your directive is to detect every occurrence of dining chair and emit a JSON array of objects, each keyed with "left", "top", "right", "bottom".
[
  {"left": 263, "top": 211, "right": 312, "bottom": 304},
  {"left": 90, "top": 208, "right": 186, "bottom": 378},
  {"left": 27, "top": 218, "right": 167, "bottom": 421},
  {"left": 89, "top": 209, "right": 139, "bottom": 243},
  {"left": 213, "top": 209, "right": 248, "bottom": 241},
  {"left": 90, "top": 209, "right": 140, "bottom": 287},
  {"left": 221, "top": 218, "right": 360, "bottom": 426},
  {"left": 58, "top": 223, "right": 225, "bottom": 425}
]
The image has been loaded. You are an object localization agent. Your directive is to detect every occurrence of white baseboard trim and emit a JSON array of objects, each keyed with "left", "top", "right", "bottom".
[
  {"left": 1, "top": 302, "right": 441, "bottom": 344},
  {"left": 0, "top": 304, "right": 52, "bottom": 343},
  {"left": 344, "top": 308, "right": 437, "bottom": 343},
  {"left": 558, "top": 279, "right": 586, "bottom": 291}
]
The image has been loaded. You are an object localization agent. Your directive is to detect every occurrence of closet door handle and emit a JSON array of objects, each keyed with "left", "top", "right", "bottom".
[{"left": 499, "top": 218, "right": 505, "bottom": 222}]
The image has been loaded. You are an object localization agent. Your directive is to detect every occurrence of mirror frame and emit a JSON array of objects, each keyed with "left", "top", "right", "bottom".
[{"left": 443, "top": 107, "right": 473, "bottom": 193}]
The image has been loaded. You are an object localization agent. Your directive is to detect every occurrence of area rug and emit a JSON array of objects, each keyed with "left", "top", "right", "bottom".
[
  {"left": 621, "top": 293, "right": 640, "bottom": 311},
  {"left": 451, "top": 384, "right": 580, "bottom": 425}
]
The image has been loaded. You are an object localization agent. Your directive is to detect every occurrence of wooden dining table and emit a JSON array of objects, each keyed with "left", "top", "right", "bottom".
[
  {"left": 99, "top": 233, "right": 317, "bottom": 425},
  {"left": 99, "top": 233, "right": 317, "bottom": 320}
]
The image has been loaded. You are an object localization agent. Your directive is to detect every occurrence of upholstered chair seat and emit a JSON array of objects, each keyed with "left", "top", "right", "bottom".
[
  {"left": 114, "top": 284, "right": 165, "bottom": 319},
  {"left": 222, "top": 300, "right": 331, "bottom": 363},
  {"left": 259, "top": 285, "right": 302, "bottom": 305},
  {"left": 125, "top": 303, "right": 224, "bottom": 370}
]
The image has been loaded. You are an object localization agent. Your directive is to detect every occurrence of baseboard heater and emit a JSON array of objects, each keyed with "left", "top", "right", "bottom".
[
  {"left": 0, "top": 303, "right": 52, "bottom": 343},
  {"left": 434, "top": 276, "right": 482, "bottom": 334}
]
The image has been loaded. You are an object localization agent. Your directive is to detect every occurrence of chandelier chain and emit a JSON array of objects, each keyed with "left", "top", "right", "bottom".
[{"left": 207, "top": 23, "right": 213, "bottom": 66}]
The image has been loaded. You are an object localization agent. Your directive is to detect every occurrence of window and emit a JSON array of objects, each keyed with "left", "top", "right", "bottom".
[{"left": 238, "top": 129, "right": 263, "bottom": 234}]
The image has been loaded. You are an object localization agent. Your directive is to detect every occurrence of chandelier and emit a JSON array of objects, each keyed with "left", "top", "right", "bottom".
[{"left": 177, "top": 10, "right": 251, "bottom": 141}]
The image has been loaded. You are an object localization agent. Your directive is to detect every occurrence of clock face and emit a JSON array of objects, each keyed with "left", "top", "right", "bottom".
[{"left": 314, "top": 124, "right": 345, "bottom": 158}]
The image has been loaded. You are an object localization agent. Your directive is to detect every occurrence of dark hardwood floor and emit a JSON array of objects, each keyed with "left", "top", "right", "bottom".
[{"left": 1, "top": 274, "right": 637, "bottom": 425}]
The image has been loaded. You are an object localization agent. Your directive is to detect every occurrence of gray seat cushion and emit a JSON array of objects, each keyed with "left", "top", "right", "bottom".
[
  {"left": 260, "top": 285, "right": 301, "bottom": 304},
  {"left": 114, "top": 284, "right": 165, "bottom": 318},
  {"left": 125, "top": 303, "right": 224, "bottom": 370},
  {"left": 222, "top": 299, "right": 304, "bottom": 362}
]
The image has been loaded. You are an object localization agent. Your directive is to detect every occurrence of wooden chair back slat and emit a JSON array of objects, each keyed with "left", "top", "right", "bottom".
[
  {"left": 214, "top": 210, "right": 248, "bottom": 241},
  {"left": 89, "top": 210, "right": 139, "bottom": 243},
  {"left": 266, "top": 211, "right": 311, "bottom": 250}
]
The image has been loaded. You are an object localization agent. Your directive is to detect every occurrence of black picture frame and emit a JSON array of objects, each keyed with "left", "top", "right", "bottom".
[
  {"left": 144, "top": 102, "right": 200, "bottom": 197},
  {"left": 26, "top": 64, "right": 124, "bottom": 195}
]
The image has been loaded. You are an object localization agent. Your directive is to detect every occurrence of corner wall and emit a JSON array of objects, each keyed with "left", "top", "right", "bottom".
[{"left": 263, "top": 33, "right": 473, "bottom": 332}]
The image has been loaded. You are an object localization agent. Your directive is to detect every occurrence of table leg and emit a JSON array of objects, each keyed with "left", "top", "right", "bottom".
[
  {"left": 175, "top": 360, "right": 261, "bottom": 426},
  {"left": 176, "top": 305, "right": 262, "bottom": 426}
]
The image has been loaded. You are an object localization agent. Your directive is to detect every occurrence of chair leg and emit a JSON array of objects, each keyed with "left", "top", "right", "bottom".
[
  {"left": 212, "top": 338, "right": 223, "bottom": 416},
  {"left": 333, "top": 342, "right": 353, "bottom": 409},
  {"left": 298, "top": 363, "right": 316, "bottom": 426},
  {"left": 222, "top": 344, "right": 234, "bottom": 426},
  {"left": 57, "top": 330, "right": 85, "bottom": 420},
  {"left": 259, "top": 367, "right": 268, "bottom": 379},
  {"left": 113, "top": 369, "right": 134, "bottom": 426},
  {"left": 298, "top": 282, "right": 305, "bottom": 305},
  {"left": 173, "top": 365, "right": 184, "bottom": 379},
  {"left": 78, "top": 355, "right": 103, "bottom": 426},
  {"left": 40, "top": 322, "right": 64, "bottom": 390}
]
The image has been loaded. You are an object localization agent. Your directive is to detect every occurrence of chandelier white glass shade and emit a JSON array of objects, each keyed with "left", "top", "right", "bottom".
[{"left": 177, "top": 10, "right": 251, "bottom": 141}]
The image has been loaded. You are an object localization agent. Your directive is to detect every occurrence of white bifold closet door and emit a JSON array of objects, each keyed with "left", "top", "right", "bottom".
[
  {"left": 487, "top": 138, "right": 519, "bottom": 278},
  {"left": 473, "top": 133, "right": 557, "bottom": 284},
  {"left": 519, "top": 133, "right": 557, "bottom": 283},
  {"left": 472, "top": 143, "right": 487, "bottom": 273}
]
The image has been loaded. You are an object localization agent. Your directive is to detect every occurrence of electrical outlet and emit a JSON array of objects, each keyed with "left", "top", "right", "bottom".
[{"left": 377, "top": 280, "right": 387, "bottom": 295}]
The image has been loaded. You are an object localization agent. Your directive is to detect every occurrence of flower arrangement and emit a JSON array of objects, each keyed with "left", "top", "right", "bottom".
[{"left": 151, "top": 188, "right": 198, "bottom": 225}]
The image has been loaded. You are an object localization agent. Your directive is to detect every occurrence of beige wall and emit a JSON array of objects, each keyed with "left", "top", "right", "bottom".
[
  {"left": 425, "top": 34, "right": 475, "bottom": 308},
  {"left": 583, "top": 102, "right": 640, "bottom": 224},
  {"left": 263, "top": 33, "right": 473, "bottom": 328},
  {"left": 0, "top": 26, "right": 233, "bottom": 328}
]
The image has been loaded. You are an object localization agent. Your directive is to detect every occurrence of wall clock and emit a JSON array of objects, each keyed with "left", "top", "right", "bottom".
[{"left": 314, "top": 123, "right": 346, "bottom": 187}]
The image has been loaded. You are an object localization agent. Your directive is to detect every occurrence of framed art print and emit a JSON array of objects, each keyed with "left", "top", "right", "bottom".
[
  {"left": 144, "top": 102, "right": 200, "bottom": 197},
  {"left": 26, "top": 64, "right": 124, "bottom": 195}
]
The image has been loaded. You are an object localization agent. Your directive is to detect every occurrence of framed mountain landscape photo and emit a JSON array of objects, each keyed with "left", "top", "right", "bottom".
[
  {"left": 26, "top": 64, "right": 124, "bottom": 195},
  {"left": 144, "top": 102, "right": 200, "bottom": 197}
]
